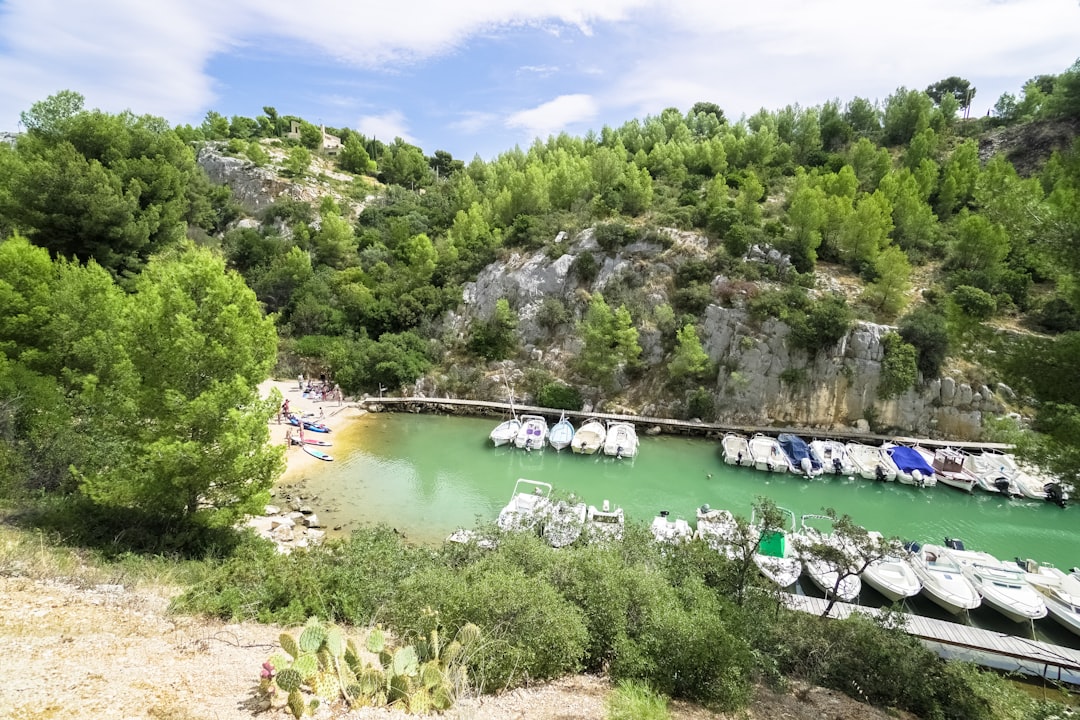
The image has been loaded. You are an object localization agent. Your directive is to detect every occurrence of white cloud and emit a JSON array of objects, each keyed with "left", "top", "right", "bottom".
[
  {"left": 356, "top": 111, "right": 416, "bottom": 144},
  {"left": 506, "top": 93, "right": 598, "bottom": 141},
  {"left": 450, "top": 111, "right": 500, "bottom": 135}
]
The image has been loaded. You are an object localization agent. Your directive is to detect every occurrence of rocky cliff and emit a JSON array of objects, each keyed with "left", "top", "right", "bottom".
[{"left": 456, "top": 227, "right": 1004, "bottom": 440}]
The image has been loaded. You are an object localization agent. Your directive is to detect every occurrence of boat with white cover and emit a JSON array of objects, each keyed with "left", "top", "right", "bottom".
[
  {"left": 695, "top": 504, "right": 742, "bottom": 558},
  {"left": 941, "top": 538, "right": 1047, "bottom": 623},
  {"left": 793, "top": 514, "right": 862, "bottom": 602},
  {"left": 650, "top": 510, "right": 692, "bottom": 545},
  {"left": 514, "top": 415, "right": 549, "bottom": 451},
  {"left": 571, "top": 418, "right": 606, "bottom": 455},
  {"left": 907, "top": 541, "right": 982, "bottom": 615},
  {"left": 969, "top": 451, "right": 1050, "bottom": 499},
  {"left": 860, "top": 531, "right": 921, "bottom": 602},
  {"left": 489, "top": 417, "right": 521, "bottom": 447},
  {"left": 542, "top": 498, "right": 587, "bottom": 547},
  {"left": 721, "top": 433, "right": 753, "bottom": 467},
  {"left": 496, "top": 479, "right": 553, "bottom": 532},
  {"left": 584, "top": 499, "right": 624, "bottom": 543},
  {"left": 810, "top": 439, "right": 857, "bottom": 476},
  {"left": 748, "top": 433, "right": 788, "bottom": 474},
  {"left": 1017, "top": 558, "right": 1080, "bottom": 637},
  {"left": 547, "top": 413, "right": 575, "bottom": 452},
  {"left": 603, "top": 421, "right": 639, "bottom": 458},
  {"left": 845, "top": 442, "right": 897, "bottom": 481},
  {"left": 750, "top": 506, "right": 802, "bottom": 588}
]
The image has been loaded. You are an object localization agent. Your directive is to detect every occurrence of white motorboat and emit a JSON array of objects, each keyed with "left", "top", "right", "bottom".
[
  {"left": 514, "top": 415, "right": 549, "bottom": 451},
  {"left": 885, "top": 444, "right": 937, "bottom": 487},
  {"left": 603, "top": 421, "right": 639, "bottom": 458},
  {"left": 721, "top": 433, "right": 753, "bottom": 467},
  {"left": 445, "top": 528, "right": 497, "bottom": 550},
  {"left": 859, "top": 531, "right": 921, "bottom": 602},
  {"left": 547, "top": 413, "right": 575, "bottom": 452},
  {"left": 584, "top": 499, "right": 625, "bottom": 543},
  {"left": 929, "top": 447, "right": 978, "bottom": 493},
  {"left": 778, "top": 433, "right": 824, "bottom": 478},
  {"left": 942, "top": 538, "right": 1047, "bottom": 623},
  {"left": 542, "top": 498, "right": 587, "bottom": 547},
  {"left": 695, "top": 504, "right": 742, "bottom": 558},
  {"left": 793, "top": 514, "right": 862, "bottom": 602},
  {"left": 963, "top": 450, "right": 1016, "bottom": 495},
  {"left": 650, "top": 510, "right": 692, "bottom": 544},
  {"left": 496, "top": 478, "right": 553, "bottom": 532},
  {"left": 809, "top": 439, "right": 856, "bottom": 476},
  {"left": 970, "top": 451, "right": 1047, "bottom": 499},
  {"left": 845, "top": 442, "right": 897, "bottom": 481},
  {"left": 489, "top": 417, "right": 521, "bottom": 447},
  {"left": 1017, "top": 559, "right": 1080, "bottom": 637},
  {"left": 750, "top": 506, "right": 802, "bottom": 588},
  {"left": 907, "top": 541, "right": 982, "bottom": 615},
  {"left": 571, "top": 417, "right": 606, "bottom": 455},
  {"left": 748, "top": 433, "right": 787, "bottom": 474}
]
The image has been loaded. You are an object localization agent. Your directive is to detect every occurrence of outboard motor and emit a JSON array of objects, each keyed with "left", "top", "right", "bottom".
[
  {"left": 944, "top": 537, "right": 965, "bottom": 551},
  {"left": 699, "top": 503, "right": 711, "bottom": 515},
  {"left": 875, "top": 465, "right": 886, "bottom": 482},
  {"left": 1045, "top": 482, "right": 1067, "bottom": 508},
  {"left": 659, "top": 510, "right": 670, "bottom": 519},
  {"left": 993, "top": 476, "right": 1012, "bottom": 495},
  {"left": 800, "top": 457, "right": 814, "bottom": 477},
  {"left": 833, "top": 457, "right": 843, "bottom": 474},
  {"left": 737, "top": 451, "right": 744, "bottom": 466},
  {"left": 903, "top": 540, "right": 921, "bottom": 554},
  {"left": 912, "top": 469, "right": 924, "bottom": 487}
]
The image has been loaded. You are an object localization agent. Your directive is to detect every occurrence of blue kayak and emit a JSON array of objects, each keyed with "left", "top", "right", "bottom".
[{"left": 287, "top": 415, "right": 331, "bottom": 433}]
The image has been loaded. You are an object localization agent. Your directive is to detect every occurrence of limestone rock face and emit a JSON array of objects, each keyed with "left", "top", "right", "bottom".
[{"left": 196, "top": 145, "right": 290, "bottom": 212}]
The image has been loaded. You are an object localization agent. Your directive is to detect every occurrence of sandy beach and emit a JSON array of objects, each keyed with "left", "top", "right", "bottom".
[{"left": 257, "top": 377, "right": 366, "bottom": 480}]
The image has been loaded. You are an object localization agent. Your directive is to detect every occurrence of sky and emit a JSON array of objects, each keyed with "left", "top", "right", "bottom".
[{"left": 1, "top": 0, "right": 1078, "bottom": 161}]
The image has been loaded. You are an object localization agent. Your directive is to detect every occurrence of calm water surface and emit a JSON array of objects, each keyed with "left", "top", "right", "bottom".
[{"left": 289, "top": 412, "right": 1080, "bottom": 647}]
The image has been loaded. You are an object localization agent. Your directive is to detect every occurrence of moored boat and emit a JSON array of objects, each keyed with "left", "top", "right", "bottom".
[
  {"left": 489, "top": 417, "right": 521, "bottom": 447},
  {"left": 584, "top": 499, "right": 625, "bottom": 543},
  {"left": 695, "top": 504, "right": 742, "bottom": 558},
  {"left": 860, "top": 531, "right": 921, "bottom": 602},
  {"left": 571, "top": 418, "right": 606, "bottom": 455},
  {"left": 496, "top": 478, "right": 553, "bottom": 532},
  {"left": 514, "top": 415, "right": 549, "bottom": 451},
  {"left": 793, "top": 514, "right": 861, "bottom": 602},
  {"left": 886, "top": 444, "right": 937, "bottom": 487},
  {"left": 650, "top": 510, "right": 692, "bottom": 544},
  {"left": 845, "top": 442, "right": 896, "bottom": 481},
  {"left": 777, "top": 433, "right": 823, "bottom": 478},
  {"left": 721, "top": 432, "right": 752, "bottom": 467},
  {"left": 543, "top": 498, "right": 587, "bottom": 547},
  {"left": 1017, "top": 559, "right": 1080, "bottom": 637},
  {"left": 907, "top": 541, "right": 981, "bottom": 615},
  {"left": 548, "top": 413, "right": 575, "bottom": 452},
  {"left": 942, "top": 538, "right": 1047, "bottom": 623},
  {"left": 748, "top": 433, "right": 787, "bottom": 474},
  {"left": 809, "top": 439, "right": 856, "bottom": 476},
  {"left": 603, "top": 421, "right": 639, "bottom": 458},
  {"left": 929, "top": 447, "right": 978, "bottom": 492},
  {"left": 750, "top": 506, "right": 801, "bottom": 588}
]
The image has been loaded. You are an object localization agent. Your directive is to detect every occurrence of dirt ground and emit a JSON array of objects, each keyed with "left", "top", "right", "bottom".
[{"left": 0, "top": 574, "right": 915, "bottom": 720}]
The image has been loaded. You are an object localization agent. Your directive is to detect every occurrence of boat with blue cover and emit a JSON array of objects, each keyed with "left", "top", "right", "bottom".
[{"left": 777, "top": 433, "right": 823, "bottom": 478}]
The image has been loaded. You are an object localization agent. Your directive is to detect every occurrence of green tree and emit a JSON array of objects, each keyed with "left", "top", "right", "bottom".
[
  {"left": 200, "top": 110, "right": 230, "bottom": 140},
  {"left": 879, "top": 332, "right": 919, "bottom": 397},
  {"left": 577, "top": 293, "right": 641, "bottom": 390},
  {"left": 298, "top": 120, "right": 323, "bottom": 150},
  {"left": 836, "top": 191, "right": 893, "bottom": 274},
  {"left": 898, "top": 308, "right": 949, "bottom": 379},
  {"left": 786, "top": 170, "right": 826, "bottom": 271},
  {"left": 338, "top": 135, "right": 374, "bottom": 175},
  {"left": 245, "top": 140, "right": 269, "bottom": 166},
  {"left": 668, "top": 324, "right": 711, "bottom": 382},
  {"left": 882, "top": 87, "right": 932, "bottom": 146},
  {"left": 468, "top": 298, "right": 518, "bottom": 360},
  {"left": 861, "top": 245, "right": 912, "bottom": 319},
  {"left": 926, "top": 76, "right": 975, "bottom": 110},
  {"left": 282, "top": 146, "right": 311, "bottom": 178},
  {"left": 380, "top": 140, "right": 432, "bottom": 188},
  {"left": 79, "top": 247, "right": 281, "bottom": 522},
  {"left": 946, "top": 211, "right": 1010, "bottom": 274},
  {"left": 19, "top": 89, "right": 84, "bottom": 135}
]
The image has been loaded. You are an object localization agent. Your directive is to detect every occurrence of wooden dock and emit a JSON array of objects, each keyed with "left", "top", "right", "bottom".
[
  {"left": 784, "top": 594, "right": 1080, "bottom": 684},
  {"left": 360, "top": 396, "right": 1012, "bottom": 450}
]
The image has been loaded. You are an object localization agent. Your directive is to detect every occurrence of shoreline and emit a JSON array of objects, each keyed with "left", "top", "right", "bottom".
[{"left": 257, "top": 378, "right": 367, "bottom": 481}]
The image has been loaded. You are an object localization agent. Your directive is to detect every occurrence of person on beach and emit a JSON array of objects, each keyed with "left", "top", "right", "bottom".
[
  {"left": 285, "top": 428, "right": 293, "bottom": 447},
  {"left": 298, "top": 373, "right": 304, "bottom": 390}
]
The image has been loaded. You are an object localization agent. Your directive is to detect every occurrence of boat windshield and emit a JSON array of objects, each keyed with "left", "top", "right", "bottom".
[{"left": 592, "top": 514, "right": 621, "bottom": 524}]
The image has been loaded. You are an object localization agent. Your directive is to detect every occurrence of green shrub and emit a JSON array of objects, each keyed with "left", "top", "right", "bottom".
[
  {"left": 685, "top": 387, "right": 717, "bottom": 421},
  {"left": 537, "top": 382, "right": 583, "bottom": 410},
  {"left": 879, "top": 332, "right": 919, "bottom": 398},
  {"left": 950, "top": 285, "right": 997, "bottom": 320},
  {"left": 570, "top": 250, "right": 599, "bottom": 284},
  {"left": 789, "top": 295, "right": 853, "bottom": 356},
  {"left": 594, "top": 221, "right": 640, "bottom": 251},
  {"left": 898, "top": 307, "right": 949, "bottom": 379},
  {"left": 606, "top": 679, "right": 670, "bottom": 720}
]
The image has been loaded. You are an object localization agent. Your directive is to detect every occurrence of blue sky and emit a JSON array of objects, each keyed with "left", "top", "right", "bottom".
[{"left": 1, "top": 0, "right": 1078, "bottom": 161}]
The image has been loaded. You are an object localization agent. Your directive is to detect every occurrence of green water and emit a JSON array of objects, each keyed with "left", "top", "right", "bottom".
[
  {"left": 287, "top": 411, "right": 1080, "bottom": 647},
  {"left": 292, "top": 412, "right": 1077, "bottom": 569}
]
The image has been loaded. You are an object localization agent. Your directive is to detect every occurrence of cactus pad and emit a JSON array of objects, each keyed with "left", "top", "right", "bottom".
[
  {"left": 292, "top": 653, "right": 317, "bottom": 679},
  {"left": 311, "top": 670, "right": 339, "bottom": 701},
  {"left": 392, "top": 646, "right": 419, "bottom": 677},
  {"left": 276, "top": 667, "right": 303, "bottom": 693},
  {"left": 299, "top": 623, "right": 328, "bottom": 654},
  {"left": 365, "top": 627, "right": 386, "bottom": 654},
  {"left": 325, "top": 626, "right": 345, "bottom": 657},
  {"left": 420, "top": 661, "right": 444, "bottom": 690},
  {"left": 279, "top": 632, "right": 300, "bottom": 659},
  {"left": 286, "top": 688, "right": 305, "bottom": 719},
  {"left": 457, "top": 622, "right": 481, "bottom": 647}
]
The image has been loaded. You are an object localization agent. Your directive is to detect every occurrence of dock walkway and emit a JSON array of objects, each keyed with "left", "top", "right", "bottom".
[
  {"left": 360, "top": 396, "right": 1011, "bottom": 450},
  {"left": 785, "top": 594, "right": 1080, "bottom": 684}
]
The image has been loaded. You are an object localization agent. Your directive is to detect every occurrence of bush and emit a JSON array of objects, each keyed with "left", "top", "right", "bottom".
[
  {"left": 898, "top": 307, "right": 949, "bottom": 379},
  {"left": 789, "top": 295, "right": 853, "bottom": 356},
  {"left": 570, "top": 250, "right": 599, "bottom": 284},
  {"left": 537, "top": 382, "right": 583, "bottom": 410},
  {"left": 594, "top": 221, "right": 640, "bottom": 252},
  {"left": 950, "top": 285, "right": 997, "bottom": 320},
  {"left": 1034, "top": 297, "right": 1080, "bottom": 333},
  {"left": 686, "top": 387, "right": 717, "bottom": 421},
  {"left": 879, "top": 332, "right": 919, "bottom": 398},
  {"left": 671, "top": 283, "right": 713, "bottom": 315}
]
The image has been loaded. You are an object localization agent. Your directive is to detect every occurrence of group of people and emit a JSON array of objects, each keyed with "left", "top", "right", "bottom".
[{"left": 298, "top": 373, "right": 343, "bottom": 405}]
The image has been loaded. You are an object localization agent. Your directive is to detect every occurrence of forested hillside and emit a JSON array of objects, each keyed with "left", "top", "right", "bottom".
[{"left": 2, "top": 63, "right": 1080, "bottom": 525}]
